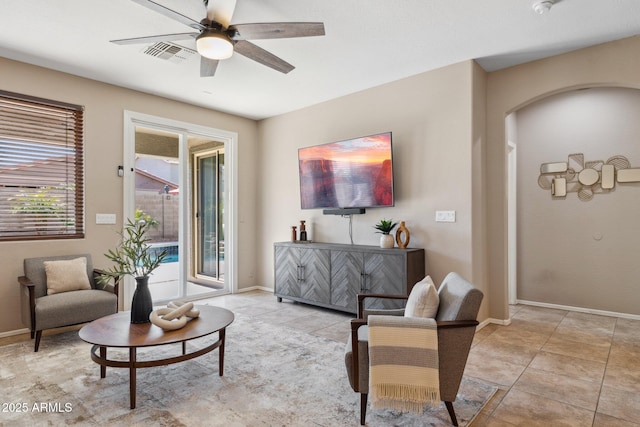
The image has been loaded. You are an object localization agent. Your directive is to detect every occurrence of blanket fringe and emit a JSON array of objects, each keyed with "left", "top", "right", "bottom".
[{"left": 371, "top": 383, "right": 440, "bottom": 414}]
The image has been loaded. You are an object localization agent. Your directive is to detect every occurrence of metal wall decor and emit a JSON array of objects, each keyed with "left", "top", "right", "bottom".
[{"left": 539, "top": 153, "right": 639, "bottom": 201}]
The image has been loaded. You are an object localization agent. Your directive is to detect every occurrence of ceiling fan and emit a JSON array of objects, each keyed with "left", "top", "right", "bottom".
[{"left": 111, "top": 0, "right": 325, "bottom": 77}]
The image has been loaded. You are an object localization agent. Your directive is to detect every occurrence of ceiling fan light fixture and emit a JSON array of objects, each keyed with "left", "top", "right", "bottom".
[{"left": 196, "top": 30, "right": 234, "bottom": 60}]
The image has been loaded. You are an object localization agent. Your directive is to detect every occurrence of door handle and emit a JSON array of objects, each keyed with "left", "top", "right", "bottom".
[{"left": 360, "top": 272, "right": 369, "bottom": 292}]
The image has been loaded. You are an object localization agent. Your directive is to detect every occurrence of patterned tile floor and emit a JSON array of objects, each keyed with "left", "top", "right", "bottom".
[
  {"left": 3, "top": 292, "right": 640, "bottom": 426},
  {"left": 468, "top": 304, "right": 640, "bottom": 426}
]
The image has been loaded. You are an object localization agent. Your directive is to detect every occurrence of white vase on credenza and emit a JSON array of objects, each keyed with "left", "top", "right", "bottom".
[{"left": 380, "top": 234, "right": 395, "bottom": 249}]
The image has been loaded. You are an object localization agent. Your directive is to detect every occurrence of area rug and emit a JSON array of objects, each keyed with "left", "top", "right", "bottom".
[{"left": 0, "top": 313, "right": 496, "bottom": 426}]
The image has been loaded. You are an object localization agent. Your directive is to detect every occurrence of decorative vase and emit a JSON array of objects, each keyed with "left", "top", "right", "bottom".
[
  {"left": 395, "top": 221, "right": 410, "bottom": 249},
  {"left": 380, "top": 234, "right": 395, "bottom": 249},
  {"left": 131, "top": 276, "right": 153, "bottom": 324},
  {"left": 299, "top": 220, "right": 307, "bottom": 241}
]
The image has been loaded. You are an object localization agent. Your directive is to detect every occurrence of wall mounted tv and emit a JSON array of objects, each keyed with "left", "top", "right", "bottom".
[{"left": 298, "top": 132, "right": 394, "bottom": 215}]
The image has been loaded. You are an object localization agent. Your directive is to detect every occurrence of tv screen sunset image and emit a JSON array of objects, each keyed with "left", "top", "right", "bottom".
[{"left": 298, "top": 132, "right": 393, "bottom": 209}]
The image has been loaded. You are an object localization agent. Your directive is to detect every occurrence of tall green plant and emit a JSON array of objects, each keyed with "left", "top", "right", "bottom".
[{"left": 99, "top": 218, "right": 167, "bottom": 282}]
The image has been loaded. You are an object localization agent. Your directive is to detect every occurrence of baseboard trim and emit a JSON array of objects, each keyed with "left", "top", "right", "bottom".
[
  {"left": 516, "top": 299, "right": 640, "bottom": 321},
  {"left": 237, "top": 286, "right": 273, "bottom": 293},
  {"left": 477, "top": 317, "right": 511, "bottom": 331},
  {"left": 0, "top": 327, "right": 29, "bottom": 339}
]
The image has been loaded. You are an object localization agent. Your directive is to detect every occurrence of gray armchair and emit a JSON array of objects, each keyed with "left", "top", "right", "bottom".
[
  {"left": 344, "top": 272, "right": 483, "bottom": 426},
  {"left": 18, "top": 254, "right": 119, "bottom": 352}
]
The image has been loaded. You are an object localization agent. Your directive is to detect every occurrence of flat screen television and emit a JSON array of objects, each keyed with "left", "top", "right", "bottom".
[{"left": 298, "top": 132, "right": 394, "bottom": 213}]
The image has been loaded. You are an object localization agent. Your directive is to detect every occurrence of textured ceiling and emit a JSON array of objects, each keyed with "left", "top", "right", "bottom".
[{"left": 1, "top": 0, "right": 639, "bottom": 120}]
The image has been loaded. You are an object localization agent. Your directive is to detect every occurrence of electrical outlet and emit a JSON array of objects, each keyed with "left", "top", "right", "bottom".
[
  {"left": 96, "top": 213, "right": 116, "bottom": 224},
  {"left": 435, "top": 210, "right": 456, "bottom": 223}
]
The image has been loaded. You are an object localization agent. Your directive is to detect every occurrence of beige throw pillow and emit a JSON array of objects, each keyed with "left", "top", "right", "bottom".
[
  {"left": 404, "top": 275, "right": 439, "bottom": 318},
  {"left": 45, "top": 257, "right": 91, "bottom": 295}
]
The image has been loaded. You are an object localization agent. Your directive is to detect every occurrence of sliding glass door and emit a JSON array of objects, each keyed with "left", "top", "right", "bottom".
[
  {"left": 123, "top": 111, "right": 237, "bottom": 308},
  {"left": 194, "top": 149, "right": 224, "bottom": 283}
]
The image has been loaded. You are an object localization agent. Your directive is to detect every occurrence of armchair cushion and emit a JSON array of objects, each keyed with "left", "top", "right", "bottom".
[
  {"left": 44, "top": 257, "right": 91, "bottom": 295},
  {"left": 35, "top": 289, "right": 117, "bottom": 330},
  {"left": 436, "top": 272, "right": 484, "bottom": 322},
  {"left": 404, "top": 275, "right": 439, "bottom": 318}
]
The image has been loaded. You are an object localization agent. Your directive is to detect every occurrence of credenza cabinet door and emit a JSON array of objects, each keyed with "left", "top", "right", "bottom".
[
  {"left": 364, "top": 252, "right": 405, "bottom": 310},
  {"left": 274, "top": 245, "right": 301, "bottom": 298},
  {"left": 299, "top": 247, "right": 331, "bottom": 304},
  {"left": 330, "top": 250, "right": 363, "bottom": 311}
]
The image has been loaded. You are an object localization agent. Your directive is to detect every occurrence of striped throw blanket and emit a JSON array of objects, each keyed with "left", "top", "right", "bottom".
[{"left": 368, "top": 315, "right": 440, "bottom": 414}]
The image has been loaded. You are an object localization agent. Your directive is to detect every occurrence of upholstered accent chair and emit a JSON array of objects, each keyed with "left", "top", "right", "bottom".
[
  {"left": 18, "top": 254, "right": 119, "bottom": 352},
  {"left": 344, "top": 272, "right": 483, "bottom": 426}
]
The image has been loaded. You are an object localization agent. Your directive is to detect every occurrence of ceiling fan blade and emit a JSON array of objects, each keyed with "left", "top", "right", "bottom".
[
  {"left": 200, "top": 57, "right": 219, "bottom": 77},
  {"left": 206, "top": 0, "right": 237, "bottom": 28},
  {"left": 229, "top": 22, "right": 325, "bottom": 40},
  {"left": 129, "top": 0, "right": 205, "bottom": 30},
  {"left": 111, "top": 32, "right": 198, "bottom": 45},
  {"left": 233, "top": 40, "right": 294, "bottom": 74}
]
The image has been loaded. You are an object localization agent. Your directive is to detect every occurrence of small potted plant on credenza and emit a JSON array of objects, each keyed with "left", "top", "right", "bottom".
[{"left": 374, "top": 219, "right": 398, "bottom": 249}]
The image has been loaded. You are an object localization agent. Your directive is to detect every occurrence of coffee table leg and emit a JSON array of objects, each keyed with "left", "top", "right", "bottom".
[
  {"left": 219, "top": 328, "right": 225, "bottom": 376},
  {"left": 100, "top": 346, "right": 107, "bottom": 378},
  {"left": 130, "top": 347, "right": 136, "bottom": 409}
]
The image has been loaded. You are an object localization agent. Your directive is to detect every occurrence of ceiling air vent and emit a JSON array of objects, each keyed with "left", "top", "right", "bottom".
[{"left": 142, "top": 42, "right": 197, "bottom": 64}]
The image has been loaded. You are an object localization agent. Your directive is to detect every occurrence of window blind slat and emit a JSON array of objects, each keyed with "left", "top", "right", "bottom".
[{"left": 0, "top": 90, "right": 84, "bottom": 241}]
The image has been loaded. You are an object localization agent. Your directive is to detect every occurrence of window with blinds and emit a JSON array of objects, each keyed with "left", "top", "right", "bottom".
[{"left": 0, "top": 90, "right": 85, "bottom": 241}]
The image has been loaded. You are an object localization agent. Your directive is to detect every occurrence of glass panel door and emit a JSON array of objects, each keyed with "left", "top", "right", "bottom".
[
  {"left": 194, "top": 149, "right": 224, "bottom": 283},
  {"left": 134, "top": 127, "right": 182, "bottom": 302}
]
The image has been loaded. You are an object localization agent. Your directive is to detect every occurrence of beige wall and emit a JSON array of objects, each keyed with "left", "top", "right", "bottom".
[
  {"left": 486, "top": 35, "right": 640, "bottom": 320},
  {"left": 0, "top": 57, "right": 259, "bottom": 334},
  {"left": 257, "top": 61, "right": 489, "bottom": 320},
  {"left": 515, "top": 87, "right": 640, "bottom": 314}
]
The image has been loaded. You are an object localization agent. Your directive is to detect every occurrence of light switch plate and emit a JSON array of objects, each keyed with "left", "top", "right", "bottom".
[
  {"left": 96, "top": 213, "right": 116, "bottom": 224},
  {"left": 435, "top": 210, "right": 456, "bottom": 223}
]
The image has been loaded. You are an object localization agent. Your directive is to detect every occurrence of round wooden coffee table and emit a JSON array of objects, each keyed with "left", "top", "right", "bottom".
[{"left": 79, "top": 305, "right": 234, "bottom": 409}]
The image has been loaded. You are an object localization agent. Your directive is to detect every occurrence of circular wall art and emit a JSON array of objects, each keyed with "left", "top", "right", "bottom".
[{"left": 578, "top": 168, "right": 598, "bottom": 186}]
